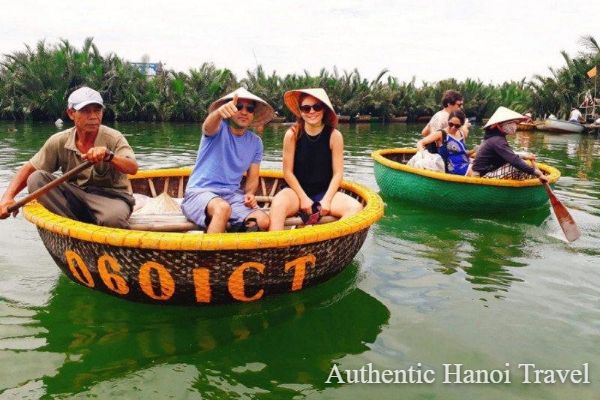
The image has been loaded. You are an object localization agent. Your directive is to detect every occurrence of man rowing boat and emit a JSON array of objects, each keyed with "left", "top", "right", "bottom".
[{"left": 0, "top": 87, "right": 138, "bottom": 227}]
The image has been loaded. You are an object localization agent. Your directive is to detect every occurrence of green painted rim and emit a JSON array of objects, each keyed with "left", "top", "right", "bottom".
[{"left": 372, "top": 148, "right": 560, "bottom": 211}]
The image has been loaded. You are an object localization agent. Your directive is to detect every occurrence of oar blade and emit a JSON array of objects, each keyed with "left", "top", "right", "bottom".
[
  {"left": 550, "top": 196, "right": 581, "bottom": 242},
  {"left": 545, "top": 184, "right": 581, "bottom": 242}
]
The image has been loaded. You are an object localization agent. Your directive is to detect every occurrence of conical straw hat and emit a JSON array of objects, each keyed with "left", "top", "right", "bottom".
[
  {"left": 209, "top": 87, "right": 274, "bottom": 128},
  {"left": 284, "top": 88, "right": 338, "bottom": 128},
  {"left": 484, "top": 106, "right": 526, "bottom": 129}
]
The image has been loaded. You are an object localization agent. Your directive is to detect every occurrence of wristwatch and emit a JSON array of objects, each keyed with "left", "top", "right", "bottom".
[{"left": 104, "top": 150, "right": 115, "bottom": 162}]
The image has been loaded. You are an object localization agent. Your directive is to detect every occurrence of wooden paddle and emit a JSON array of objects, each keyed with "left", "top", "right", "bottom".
[
  {"left": 7, "top": 160, "right": 94, "bottom": 214},
  {"left": 532, "top": 161, "right": 581, "bottom": 242}
]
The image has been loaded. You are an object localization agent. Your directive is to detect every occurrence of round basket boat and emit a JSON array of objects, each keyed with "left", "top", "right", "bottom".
[
  {"left": 517, "top": 122, "right": 536, "bottom": 131},
  {"left": 23, "top": 169, "right": 383, "bottom": 305},
  {"left": 371, "top": 148, "right": 560, "bottom": 212}
]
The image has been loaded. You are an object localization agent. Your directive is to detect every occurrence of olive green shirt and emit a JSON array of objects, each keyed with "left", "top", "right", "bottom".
[{"left": 29, "top": 125, "right": 136, "bottom": 194}]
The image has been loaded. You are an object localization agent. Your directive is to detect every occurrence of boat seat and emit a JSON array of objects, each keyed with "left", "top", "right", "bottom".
[
  {"left": 128, "top": 213, "right": 338, "bottom": 232},
  {"left": 129, "top": 192, "right": 338, "bottom": 232}
]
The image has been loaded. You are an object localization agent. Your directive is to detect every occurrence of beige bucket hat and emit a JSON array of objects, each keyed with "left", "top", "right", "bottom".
[
  {"left": 208, "top": 87, "right": 274, "bottom": 128},
  {"left": 484, "top": 106, "right": 526, "bottom": 129},
  {"left": 284, "top": 88, "right": 338, "bottom": 128}
]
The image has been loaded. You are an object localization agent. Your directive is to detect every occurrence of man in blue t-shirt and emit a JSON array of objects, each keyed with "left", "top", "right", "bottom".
[{"left": 182, "top": 88, "right": 274, "bottom": 233}]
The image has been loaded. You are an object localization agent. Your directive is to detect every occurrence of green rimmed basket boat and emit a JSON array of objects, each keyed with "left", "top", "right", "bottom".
[
  {"left": 23, "top": 168, "right": 383, "bottom": 305},
  {"left": 371, "top": 148, "right": 560, "bottom": 212}
]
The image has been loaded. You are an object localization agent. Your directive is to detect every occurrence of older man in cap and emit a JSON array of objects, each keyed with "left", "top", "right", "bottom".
[
  {"left": 181, "top": 87, "right": 274, "bottom": 233},
  {"left": 0, "top": 86, "right": 138, "bottom": 228}
]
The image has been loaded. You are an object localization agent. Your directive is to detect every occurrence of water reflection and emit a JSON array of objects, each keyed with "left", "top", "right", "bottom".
[
  {"left": 376, "top": 198, "right": 550, "bottom": 294},
  {"left": 34, "top": 262, "right": 389, "bottom": 398}
]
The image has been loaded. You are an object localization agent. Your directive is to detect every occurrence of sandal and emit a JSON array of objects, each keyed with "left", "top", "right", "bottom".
[
  {"left": 228, "top": 217, "right": 260, "bottom": 233},
  {"left": 299, "top": 202, "right": 322, "bottom": 225}
]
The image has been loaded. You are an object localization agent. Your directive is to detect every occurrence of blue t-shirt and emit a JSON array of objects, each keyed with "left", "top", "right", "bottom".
[{"left": 186, "top": 121, "right": 263, "bottom": 191}]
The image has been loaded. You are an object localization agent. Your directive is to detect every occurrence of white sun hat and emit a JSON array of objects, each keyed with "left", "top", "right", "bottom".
[
  {"left": 484, "top": 106, "right": 526, "bottom": 129},
  {"left": 68, "top": 87, "right": 104, "bottom": 110},
  {"left": 208, "top": 87, "right": 274, "bottom": 127},
  {"left": 284, "top": 88, "right": 338, "bottom": 128}
]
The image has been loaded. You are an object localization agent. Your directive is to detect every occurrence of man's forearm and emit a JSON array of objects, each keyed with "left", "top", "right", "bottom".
[
  {"left": 111, "top": 156, "right": 138, "bottom": 175},
  {"left": 244, "top": 178, "right": 259, "bottom": 195},
  {"left": 202, "top": 111, "right": 223, "bottom": 135}
]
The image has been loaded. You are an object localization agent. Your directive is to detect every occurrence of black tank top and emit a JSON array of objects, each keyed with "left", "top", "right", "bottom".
[{"left": 293, "top": 126, "right": 333, "bottom": 196}]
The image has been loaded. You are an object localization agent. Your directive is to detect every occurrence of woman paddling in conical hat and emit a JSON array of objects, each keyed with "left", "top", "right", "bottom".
[
  {"left": 181, "top": 87, "right": 274, "bottom": 233},
  {"left": 268, "top": 88, "right": 363, "bottom": 231},
  {"left": 470, "top": 106, "right": 548, "bottom": 182}
]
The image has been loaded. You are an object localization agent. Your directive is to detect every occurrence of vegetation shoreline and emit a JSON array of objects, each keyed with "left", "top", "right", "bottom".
[{"left": 1, "top": 36, "right": 598, "bottom": 123}]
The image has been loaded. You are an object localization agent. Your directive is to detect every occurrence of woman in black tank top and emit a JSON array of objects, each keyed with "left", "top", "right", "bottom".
[{"left": 268, "top": 88, "right": 363, "bottom": 231}]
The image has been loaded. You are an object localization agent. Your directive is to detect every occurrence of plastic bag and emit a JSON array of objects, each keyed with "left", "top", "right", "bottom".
[{"left": 407, "top": 150, "right": 445, "bottom": 172}]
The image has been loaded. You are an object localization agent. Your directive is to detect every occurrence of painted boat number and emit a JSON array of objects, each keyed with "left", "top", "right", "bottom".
[{"left": 63, "top": 250, "right": 317, "bottom": 303}]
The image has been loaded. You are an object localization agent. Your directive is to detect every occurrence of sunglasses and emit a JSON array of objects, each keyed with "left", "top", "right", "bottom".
[
  {"left": 235, "top": 103, "right": 256, "bottom": 113},
  {"left": 448, "top": 122, "right": 462, "bottom": 129},
  {"left": 299, "top": 103, "right": 324, "bottom": 113}
]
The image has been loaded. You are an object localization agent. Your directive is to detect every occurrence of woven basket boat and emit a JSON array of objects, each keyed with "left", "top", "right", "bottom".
[
  {"left": 371, "top": 148, "right": 560, "bottom": 212},
  {"left": 23, "top": 168, "right": 383, "bottom": 305},
  {"left": 517, "top": 122, "right": 536, "bottom": 131}
]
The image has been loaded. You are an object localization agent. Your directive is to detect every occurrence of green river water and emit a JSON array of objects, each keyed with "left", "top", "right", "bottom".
[{"left": 0, "top": 121, "right": 599, "bottom": 399}]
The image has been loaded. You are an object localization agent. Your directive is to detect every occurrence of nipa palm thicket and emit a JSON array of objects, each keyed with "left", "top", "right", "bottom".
[{"left": 1, "top": 36, "right": 598, "bottom": 122}]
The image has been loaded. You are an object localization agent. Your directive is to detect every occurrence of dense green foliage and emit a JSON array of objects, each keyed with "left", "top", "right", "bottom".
[
  {"left": 1, "top": 37, "right": 598, "bottom": 122},
  {"left": 530, "top": 36, "right": 600, "bottom": 119}
]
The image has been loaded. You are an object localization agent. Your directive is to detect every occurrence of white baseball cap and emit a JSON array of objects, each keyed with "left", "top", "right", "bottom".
[{"left": 67, "top": 87, "right": 104, "bottom": 110}]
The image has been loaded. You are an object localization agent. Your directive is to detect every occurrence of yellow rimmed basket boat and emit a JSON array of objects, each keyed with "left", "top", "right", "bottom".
[
  {"left": 371, "top": 148, "right": 560, "bottom": 212},
  {"left": 23, "top": 169, "right": 383, "bottom": 305}
]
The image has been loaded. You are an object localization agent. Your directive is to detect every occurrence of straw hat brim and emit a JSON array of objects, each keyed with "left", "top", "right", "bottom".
[
  {"left": 284, "top": 88, "right": 338, "bottom": 128},
  {"left": 209, "top": 88, "right": 274, "bottom": 128},
  {"left": 484, "top": 106, "right": 527, "bottom": 129}
]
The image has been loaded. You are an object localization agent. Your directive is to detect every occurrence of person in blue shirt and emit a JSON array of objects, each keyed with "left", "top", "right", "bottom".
[
  {"left": 181, "top": 88, "right": 274, "bottom": 233},
  {"left": 417, "top": 110, "right": 470, "bottom": 175}
]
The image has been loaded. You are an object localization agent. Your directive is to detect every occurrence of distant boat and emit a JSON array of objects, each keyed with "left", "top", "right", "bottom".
[
  {"left": 415, "top": 116, "right": 432, "bottom": 123},
  {"left": 517, "top": 122, "right": 536, "bottom": 131},
  {"left": 389, "top": 116, "right": 407, "bottom": 123},
  {"left": 537, "top": 119, "right": 585, "bottom": 134},
  {"left": 337, "top": 115, "right": 351, "bottom": 123},
  {"left": 354, "top": 115, "right": 373, "bottom": 123}
]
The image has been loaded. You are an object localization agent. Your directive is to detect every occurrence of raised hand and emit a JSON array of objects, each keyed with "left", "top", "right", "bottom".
[{"left": 217, "top": 94, "right": 239, "bottom": 119}]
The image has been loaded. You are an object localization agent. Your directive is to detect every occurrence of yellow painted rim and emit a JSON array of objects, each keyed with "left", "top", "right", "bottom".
[
  {"left": 23, "top": 169, "right": 384, "bottom": 251},
  {"left": 371, "top": 148, "right": 560, "bottom": 187}
]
